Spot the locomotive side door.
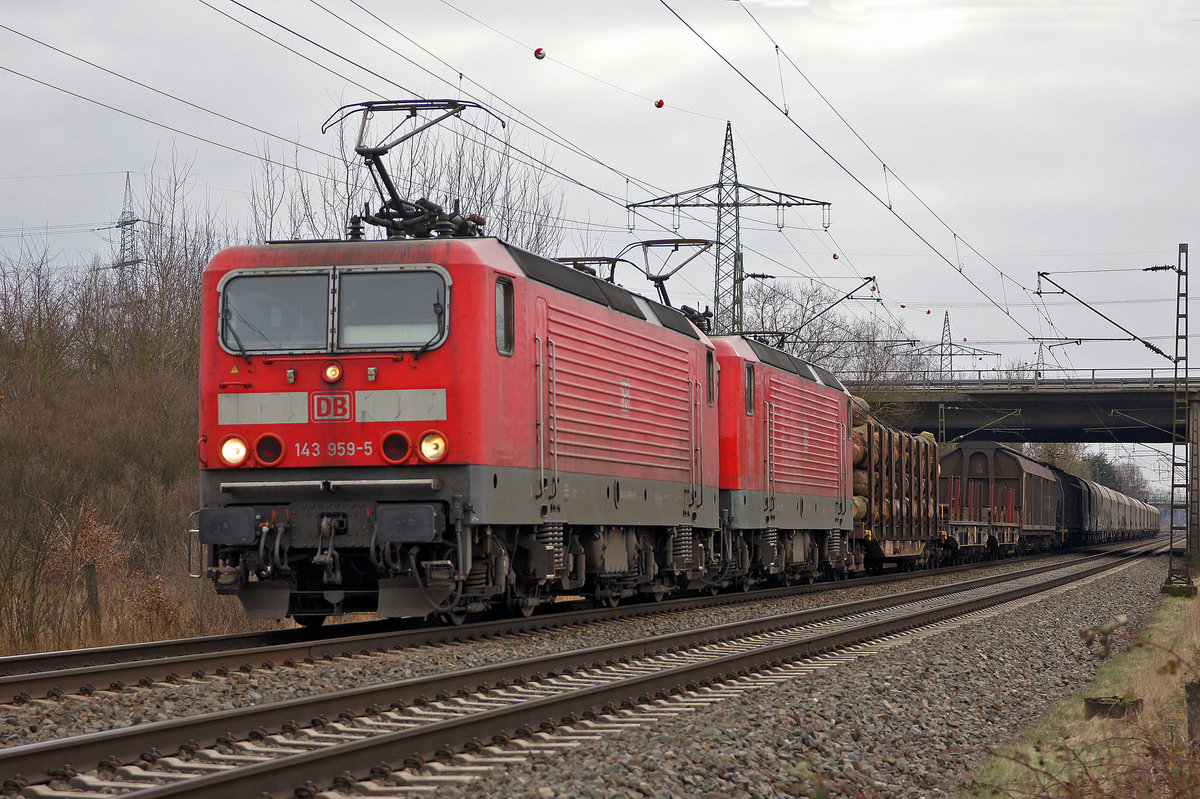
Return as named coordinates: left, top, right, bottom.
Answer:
left=533, top=297, right=557, bottom=498
left=763, top=373, right=776, bottom=514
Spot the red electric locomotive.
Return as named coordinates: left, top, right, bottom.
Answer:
left=195, top=233, right=722, bottom=623
left=712, top=336, right=853, bottom=583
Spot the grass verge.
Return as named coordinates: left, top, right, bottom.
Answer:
left=969, top=589, right=1200, bottom=797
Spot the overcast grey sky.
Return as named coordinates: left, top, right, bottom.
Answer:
left=2, top=0, right=1197, bottom=387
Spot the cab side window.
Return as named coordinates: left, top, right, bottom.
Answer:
left=706, top=351, right=715, bottom=407
left=495, top=278, right=514, bottom=356
left=745, top=364, right=755, bottom=416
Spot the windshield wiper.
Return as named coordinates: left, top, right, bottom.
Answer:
left=411, top=296, right=445, bottom=360
left=222, top=308, right=253, bottom=364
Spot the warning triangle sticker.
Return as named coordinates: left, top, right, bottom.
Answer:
left=230, top=365, right=240, bottom=374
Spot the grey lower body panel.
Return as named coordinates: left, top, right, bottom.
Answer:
left=202, top=464, right=718, bottom=534
left=198, top=464, right=720, bottom=619
left=721, top=488, right=851, bottom=533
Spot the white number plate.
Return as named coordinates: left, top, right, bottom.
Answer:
left=294, top=441, right=375, bottom=458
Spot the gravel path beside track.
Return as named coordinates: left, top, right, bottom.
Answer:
left=0, top=555, right=1094, bottom=749
left=437, top=555, right=1165, bottom=799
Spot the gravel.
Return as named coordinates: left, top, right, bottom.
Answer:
left=436, top=554, right=1165, bottom=799
left=0, top=551, right=1159, bottom=799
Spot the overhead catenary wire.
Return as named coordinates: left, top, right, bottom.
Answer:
left=739, top=0, right=1090, bottom=373
left=703, top=0, right=1086, bottom=371
left=0, top=2, right=714, bottom=304
left=655, top=0, right=1045, bottom=345
left=205, top=1, right=790, bottom=302
left=313, top=0, right=867, bottom=312
left=213, top=0, right=707, bottom=244
left=4, top=12, right=683, bottom=249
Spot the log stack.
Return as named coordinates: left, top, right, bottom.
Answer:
left=850, top=398, right=939, bottom=546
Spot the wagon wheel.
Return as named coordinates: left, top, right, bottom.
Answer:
left=293, top=614, right=326, bottom=629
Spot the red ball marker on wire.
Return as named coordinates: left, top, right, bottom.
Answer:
left=534, top=48, right=546, bottom=60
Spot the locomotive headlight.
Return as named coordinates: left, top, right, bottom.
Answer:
left=418, top=430, right=448, bottom=463
left=322, top=361, right=343, bottom=383
left=220, top=435, right=250, bottom=467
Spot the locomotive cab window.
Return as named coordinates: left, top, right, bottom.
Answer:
left=706, top=351, right=715, bottom=407
left=745, top=364, right=755, bottom=416
left=337, top=270, right=448, bottom=349
left=495, top=278, right=514, bottom=356
left=221, top=272, right=330, bottom=352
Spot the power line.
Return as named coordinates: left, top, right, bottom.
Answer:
left=0, top=63, right=328, bottom=181
left=657, top=1, right=1047, bottom=345
left=430, top=0, right=724, bottom=122
left=0, top=22, right=331, bottom=162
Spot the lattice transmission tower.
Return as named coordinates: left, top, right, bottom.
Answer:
left=113, top=172, right=142, bottom=283
left=627, top=122, right=831, bottom=334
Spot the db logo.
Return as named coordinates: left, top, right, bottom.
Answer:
left=311, top=392, right=352, bottom=422
left=619, top=381, right=632, bottom=413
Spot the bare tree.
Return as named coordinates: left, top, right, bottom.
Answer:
left=741, top=279, right=931, bottom=427
left=1020, top=442, right=1091, bottom=476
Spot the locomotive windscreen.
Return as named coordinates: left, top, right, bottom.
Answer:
left=337, top=271, right=445, bottom=348
left=219, top=267, right=449, bottom=354
left=222, top=272, right=329, bottom=352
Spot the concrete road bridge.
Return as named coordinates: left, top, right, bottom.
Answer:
left=851, top=367, right=1200, bottom=444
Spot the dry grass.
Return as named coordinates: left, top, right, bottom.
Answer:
left=970, top=591, right=1200, bottom=797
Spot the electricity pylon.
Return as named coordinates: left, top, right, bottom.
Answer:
left=627, top=122, right=830, bottom=333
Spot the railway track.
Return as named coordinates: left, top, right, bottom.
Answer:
left=1, top=541, right=1159, bottom=798
left=0, top=544, right=1140, bottom=704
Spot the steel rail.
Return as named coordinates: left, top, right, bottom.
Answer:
left=0, top=543, right=1133, bottom=694
left=0, top=542, right=1158, bottom=787
left=0, top=542, right=1132, bottom=686
left=22, top=543, right=1157, bottom=799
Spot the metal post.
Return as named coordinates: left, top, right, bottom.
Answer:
left=1190, top=399, right=1200, bottom=577
left=1163, top=243, right=1195, bottom=596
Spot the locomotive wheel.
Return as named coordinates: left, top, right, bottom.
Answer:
left=510, top=587, right=541, bottom=618
left=293, top=614, right=326, bottom=629
left=442, top=609, right=468, bottom=626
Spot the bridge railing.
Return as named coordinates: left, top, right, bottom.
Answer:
left=843, top=367, right=1193, bottom=391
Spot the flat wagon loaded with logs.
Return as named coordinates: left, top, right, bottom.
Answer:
left=850, top=398, right=945, bottom=571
